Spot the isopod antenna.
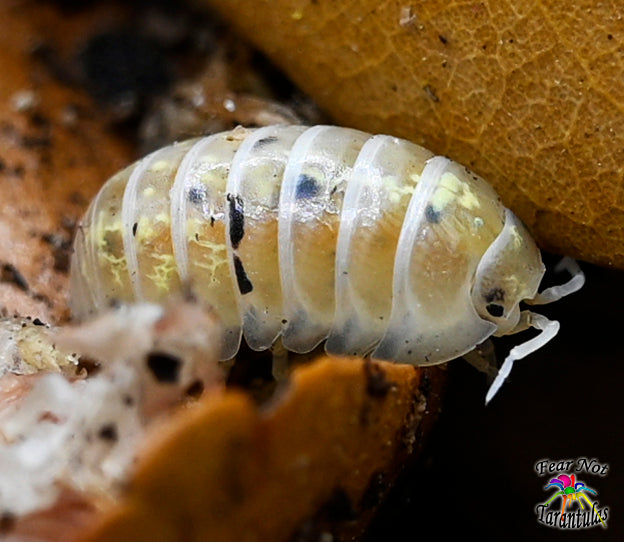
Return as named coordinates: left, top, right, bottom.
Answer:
left=485, top=257, right=585, bottom=404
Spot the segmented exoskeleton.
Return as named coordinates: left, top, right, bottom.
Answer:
left=70, top=125, right=583, bottom=401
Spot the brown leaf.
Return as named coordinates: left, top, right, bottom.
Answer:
left=0, top=1, right=133, bottom=321
left=202, top=0, right=624, bottom=268
left=81, top=357, right=444, bottom=542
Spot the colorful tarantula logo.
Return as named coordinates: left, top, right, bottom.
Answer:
left=543, top=474, right=605, bottom=526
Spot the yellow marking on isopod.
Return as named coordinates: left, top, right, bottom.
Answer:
left=145, top=253, right=178, bottom=292
left=510, top=225, right=524, bottom=248
left=190, top=237, right=229, bottom=282
left=96, top=221, right=128, bottom=285
left=134, top=216, right=155, bottom=243
left=430, top=172, right=481, bottom=212
left=98, top=251, right=129, bottom=286
left=245, top=164, right=282, bottom=202
left=155, top=212, right=171, bottom=224
left=150, top=160, right=169, bottom=172
left=142, top=186, right=156, bottom=197
left=384, top=175, right=418, bottom=205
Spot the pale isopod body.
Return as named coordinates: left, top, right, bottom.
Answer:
left=70, top=125, right=583, bottom=401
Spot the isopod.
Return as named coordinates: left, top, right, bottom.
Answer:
left=70, top=125, right=584, bottom=402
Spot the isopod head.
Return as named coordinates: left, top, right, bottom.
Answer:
left=471, top=208, right=545, bottom=336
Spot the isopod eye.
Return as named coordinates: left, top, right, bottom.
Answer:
left=485, top=303, right=505, bottom=318
left=471, top=209, right=545, bottom=334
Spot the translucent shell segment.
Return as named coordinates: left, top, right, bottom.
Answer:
left=70, top=161, right=140, bottom=317
left=122, top=140, right=196, bottom=302
left=278, top=125, right=371, bottom=353
left=225, top=124, right=307, bottom=351
left=326, top=135, right=434, bottom=357
left=170, top=130, right=250, bottom=359
left=374, top=157, right=506, bottom=365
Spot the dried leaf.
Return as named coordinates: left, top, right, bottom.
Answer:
left=82, top=357, right=443, bottom=542
left=203, top=0, right=624, bottom=268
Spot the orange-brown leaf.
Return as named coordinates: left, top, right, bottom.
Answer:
left=202, top=0, right=624, bottom=268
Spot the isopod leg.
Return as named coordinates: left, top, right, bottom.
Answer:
left=462, top=340, right=497, bottom=381
left=485, top=311, right=560, bottom=404
left=270, top=337, right=290, bottom=380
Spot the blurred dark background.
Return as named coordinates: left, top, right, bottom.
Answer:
left=366, top=259, right=623, bottom=541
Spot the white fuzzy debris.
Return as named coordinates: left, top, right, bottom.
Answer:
left=0, top=300, right=223, bottom=519
left=0, top=318, right=78, bottom=377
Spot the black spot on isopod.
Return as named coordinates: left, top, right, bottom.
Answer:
left=132, top=222, right=138, bottom=236
left=425, top=204, right=441, bottom=223
left=227, top=193, right=245, bottom=249
left=32, top=318, right=45, bottom=326
left=98, top=423, right=118, bottom=442
left=295, top=174, right=320, bottom=199
left=146, top=351, right=182, bottom=383
left=486, top=303, right=504, bottom=318
left=484, top=287, right=505, bottom=303
left=253, top=135, right=278, bottom=148
left=188, top=185, right=206, bottom=204
left=233, top=255, right=253, bottom=294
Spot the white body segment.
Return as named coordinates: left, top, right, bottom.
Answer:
left=70, top=125, right=584, bottom=401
